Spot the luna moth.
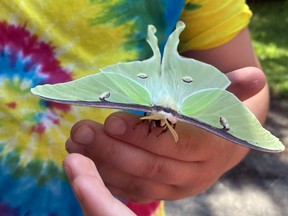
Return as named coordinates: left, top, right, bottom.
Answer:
left=31, top=21, right=284, bottom=153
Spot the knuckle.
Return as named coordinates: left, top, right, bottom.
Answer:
left=101, top=141, right=117, bottom=160
left=127, top=194, right=146, bottom=203
left=176, top=174, right=218, bottom=198
left=176, top=132, right=200, bottom=154
left=122, top=178, right=159, bottom=202
left=107, top=185, right=143, bottom=203
left=65, top=138, right=85, bottom=154
left=125, top=178, right=143, bottom=195
left=122, top=180, right=149, bottom=202
left=142, top=156, right=164, bottom=179
left=131, top=121, right=151, bottom=145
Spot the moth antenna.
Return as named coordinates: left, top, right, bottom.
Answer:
left=147, top=120, right=153, bottom=137
left=156, top=125, right=168, bottom=137
left=133, top=118, right=146, bottom=130
left=164, top=118, right=179, bottom=142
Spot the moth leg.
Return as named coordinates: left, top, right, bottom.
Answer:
left=153, top=119, right=170, bottom=137
left=164, top=119, right=179, bottom=142
left=158, top=119, right=177, bottom=140
left=134, top=119, right=160, bottom=138
left=156, top=125, right=168, bottom=137
left=133, top=117, right=156, bottom=139
left=146, top=120, right=154, bottom=137
left=154, top=119, right=162, bottom=127
left=155, top=119, right=178, bottom=142
left=139, top=114, right=163, bottom=135
left=168, top=119, right=176, bottom=130
left=133, top=112, right=148, bottom=130
left=139, top=114, right=179, bottom=142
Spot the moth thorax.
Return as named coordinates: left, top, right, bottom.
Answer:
left=157, top=111, right=178, bottom=125
left=140, top=111, right=179, bottom=142
left=158, top=97, right=178, bottom=111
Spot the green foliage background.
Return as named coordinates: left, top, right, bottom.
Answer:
left=248, top=0, right=288, bottom=98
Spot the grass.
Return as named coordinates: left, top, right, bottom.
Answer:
left=248, top=0, right=288, bottom=98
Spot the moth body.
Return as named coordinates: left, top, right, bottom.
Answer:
left=140, top=111, right=178, bottom=141
left=152, top=110, right=178, bottom=125
left=157, top=96, right=179, bottom=112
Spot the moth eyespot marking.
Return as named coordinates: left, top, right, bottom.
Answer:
left=182, top=76, right=193, bottom=83
left=137, top=73, right=148, bottom=79
left=220, top=117, right=230, bottom=131
left=99, top=92, right=110, bottom=101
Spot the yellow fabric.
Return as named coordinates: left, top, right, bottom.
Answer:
left=153, top=201, right=165, bottom=216
left=179, top=0, right=252, bottom=51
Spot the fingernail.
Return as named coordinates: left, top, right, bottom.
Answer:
left=72, top=125, right=94, bottom=145
left=105, top=116, right=127, bottom=136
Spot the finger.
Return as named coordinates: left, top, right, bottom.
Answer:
left=69, top=123, right=227, bottom=187
left=67, top=120, right=214, bottom=183
left=102, top=169, right=174, bottom=202
left=226, top=67, right=266, bottom=101
left=103, top=112, right=229, bottom=161
left=95, top=143, right=204, bottom=186
left=68, top=123, right=203, bottom=185
left=66, top=120, right=241, bottom=201
left=65, top=120, right=102, bottom=154
left=63, top=154, right=135, bottom=216
left=98, top=164, right=220, bottom=202
left=63, top=153, right=102, bottom=183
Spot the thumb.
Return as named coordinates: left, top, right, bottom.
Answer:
left=63, top=153, right=136, bottom=216
left=226, top=67, right=266, bottom=101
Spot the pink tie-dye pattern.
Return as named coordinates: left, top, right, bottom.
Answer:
left=127, top=201, right=161, bottom=216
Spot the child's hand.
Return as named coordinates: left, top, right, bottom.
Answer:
left=65, top=67, right=265, bottom=202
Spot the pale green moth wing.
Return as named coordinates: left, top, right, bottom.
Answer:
left=179, top=89, right=284, bottom=152
left=101, top=22, right=230, bottom=108
left=159, top=22, right=231, bottom=108
left=31, top=72, right=153, bottom=111
left=31, top=24, right=160, bottom=110
left=31, top=21, right=285, bottom=152
left=159, top=21, right=284, bottom=152
left=98, top=25, right=164, bottom=106
left=100, top=24, right=161, bottom=80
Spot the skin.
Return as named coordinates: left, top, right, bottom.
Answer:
left=63, top=153, right=136, bottom=216
left=63, top=27, right=269, bottom=214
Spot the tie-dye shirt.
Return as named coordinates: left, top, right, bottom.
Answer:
left=0, top=1, right=251, bottom=215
